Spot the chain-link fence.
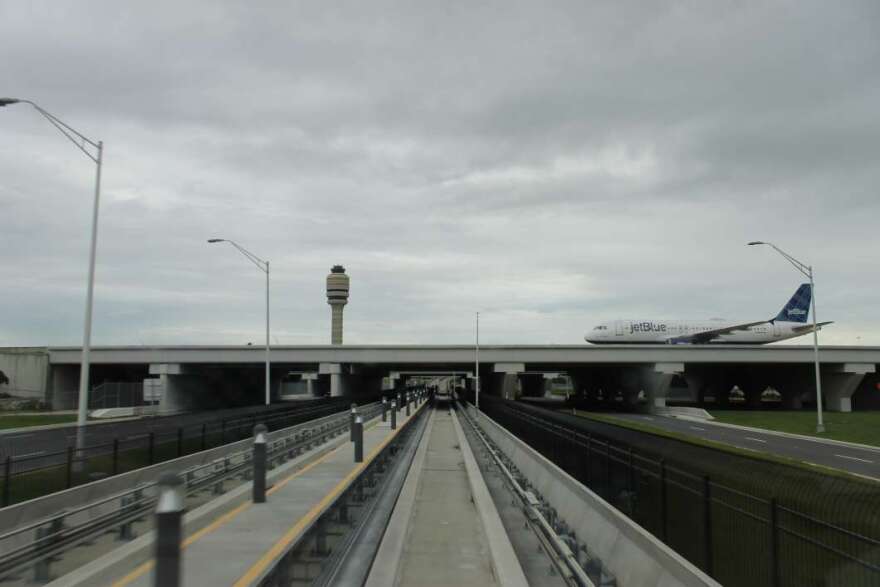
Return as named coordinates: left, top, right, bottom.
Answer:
left=51, top=382, right=148, bottom=411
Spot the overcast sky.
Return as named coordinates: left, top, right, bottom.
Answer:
left=2, top=1, right=879, bottom=347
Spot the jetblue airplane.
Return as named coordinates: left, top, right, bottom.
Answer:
left=585, top=284, right=832, bottom=345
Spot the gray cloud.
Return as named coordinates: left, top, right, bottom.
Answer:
left=2, top=1, right=879, bottom=347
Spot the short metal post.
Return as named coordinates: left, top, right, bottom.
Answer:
left=628, top=448, right=635, bottom=494
left=353, top=416, right=363, bottom=463
left=253, top=424, right=268, bottom=503
left=118, top=494, right=135, bottom=540
left=703, top=475, right=713, bottom=576
left=406, top=394, right=411, bottom=416
left=2, top=456, right=10, bottom=506
left=177, top=427, right=184, bottom=457
left=154, top=472, right=184, bottom=587
left=605, top=442, right=612, bottom=494
left=660, top=459, right=668, bottom=541
left=66, top=446, right=74, bottom=489
left=770, top=498, right=780, bottom=587
left=34, top=526, right=52, bottom=582
left=381, top=398, right=388, bottom=422
left=148, top=432, right=155, bottom=465
left=391, top=401, right=397, bottom=430
left=585, top=434, right=592, bottom=485
left=350, top=404, right=358, bottom=441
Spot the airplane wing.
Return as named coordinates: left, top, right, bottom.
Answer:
left=791, top=321, right=834, bottom=334
left=666, top=320, right=769, bottom=344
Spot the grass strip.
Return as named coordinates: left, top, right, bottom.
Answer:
left=709, top=410, right=880, bottom=447
left=571, top=410, right=879, bottom=485
left=0, top=414, right=77, bottom=430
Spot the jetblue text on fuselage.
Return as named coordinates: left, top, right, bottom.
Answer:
left=629, top=322, right=667, bottom=334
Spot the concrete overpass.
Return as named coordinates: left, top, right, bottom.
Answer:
left=6, top=344, right=880, bottom=413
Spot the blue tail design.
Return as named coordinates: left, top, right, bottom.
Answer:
left=773, top=284, right=811, bottom=323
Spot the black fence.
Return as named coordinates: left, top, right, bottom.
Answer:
left=1, top=395, right=382, bottom=507
left=478, top=397, right=880, bottom=587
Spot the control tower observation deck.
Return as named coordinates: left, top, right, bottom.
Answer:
left=326, top=265, right=350, bottom=345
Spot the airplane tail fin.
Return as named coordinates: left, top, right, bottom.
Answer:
left=773, top=283, right=811, bottom=323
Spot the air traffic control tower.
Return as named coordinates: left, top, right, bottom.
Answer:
left=326, top=265, right=350, bottom=344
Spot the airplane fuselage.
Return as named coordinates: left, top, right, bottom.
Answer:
left=586, top=319, right=812, bottom=345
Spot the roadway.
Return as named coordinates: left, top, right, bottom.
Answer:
left=609, top=412, right=880, bottom=481
left=0, top=399, right=345, bottom=475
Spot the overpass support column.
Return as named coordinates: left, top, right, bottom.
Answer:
left=320, top=363, right=345, bottom=397
left=50, top=365, right=79, bottom=409
left=493, top=363, right=524, bottom=400
left=643, top=363, right=684, bottom=413
left=149, top=364, right=202, bottom=414
left=824, top=364, right=875, bottom=412
left=302, top=373, right=319, bottom=397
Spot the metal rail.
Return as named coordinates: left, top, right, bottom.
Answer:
left=457, top=400, right=610, bottom=587
left=0, top=402, right=382, bottom=583
left=258, top=394, right=428, bottom=586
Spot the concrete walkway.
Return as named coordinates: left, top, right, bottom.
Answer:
left=103, top=401, right=425, bottom=587
left=369, top=404, right=527, bottom=587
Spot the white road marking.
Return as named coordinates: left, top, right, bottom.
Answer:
left=834, top=454, right=873, bottom=464
left=744, top=437, right=767, bottom=443
left=690, top=426, right=707, bottom=431
left=640, top=416, right=655, bottom=421
left=16, top=451, right=45, bottom=458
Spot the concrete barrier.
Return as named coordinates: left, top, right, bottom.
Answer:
left=471, top=405, right=720, bottom=587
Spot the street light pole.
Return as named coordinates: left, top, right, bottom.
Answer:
left=208, top=239, right=271, bottom=406
left=1, top=98, right=103, bottom=445
left=748, top=241, right=825, bottom=433
left=475, top=311, right=480, bottom=417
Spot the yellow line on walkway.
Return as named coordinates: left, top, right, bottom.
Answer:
left=110, top=425, right=372, bottom=587
left=232, top=412, right=416, bottom=586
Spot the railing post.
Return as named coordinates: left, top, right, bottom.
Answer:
left=605, top=442, right=613, bottom=494
left=703, top=475, right=713, bottom=576
left=586, top=434, right=592, bottom=485
left=148, top=432, right=155, bottom=465
left=177, top=427, right=184, bottom=457
left=770, top=498, right=781, bottom=587
left=66, top=446, right=74, bottom=489
left=3, top=456, right=11, bottom=507
left=33, top=525, right=52, bottom=582
left=628, top=448, right=635, bottom=494
left=154, top=472, right=184, bottom=587
left=660, top=459, right=668, bottom=542
left=112, top=438, right=119, bottom=476
left=253, top=424, right=268, bottom=504
left=353, top=416, right=363, bottom=463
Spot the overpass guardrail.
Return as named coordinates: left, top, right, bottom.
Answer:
left=475, top=396, right=880, bottom=587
